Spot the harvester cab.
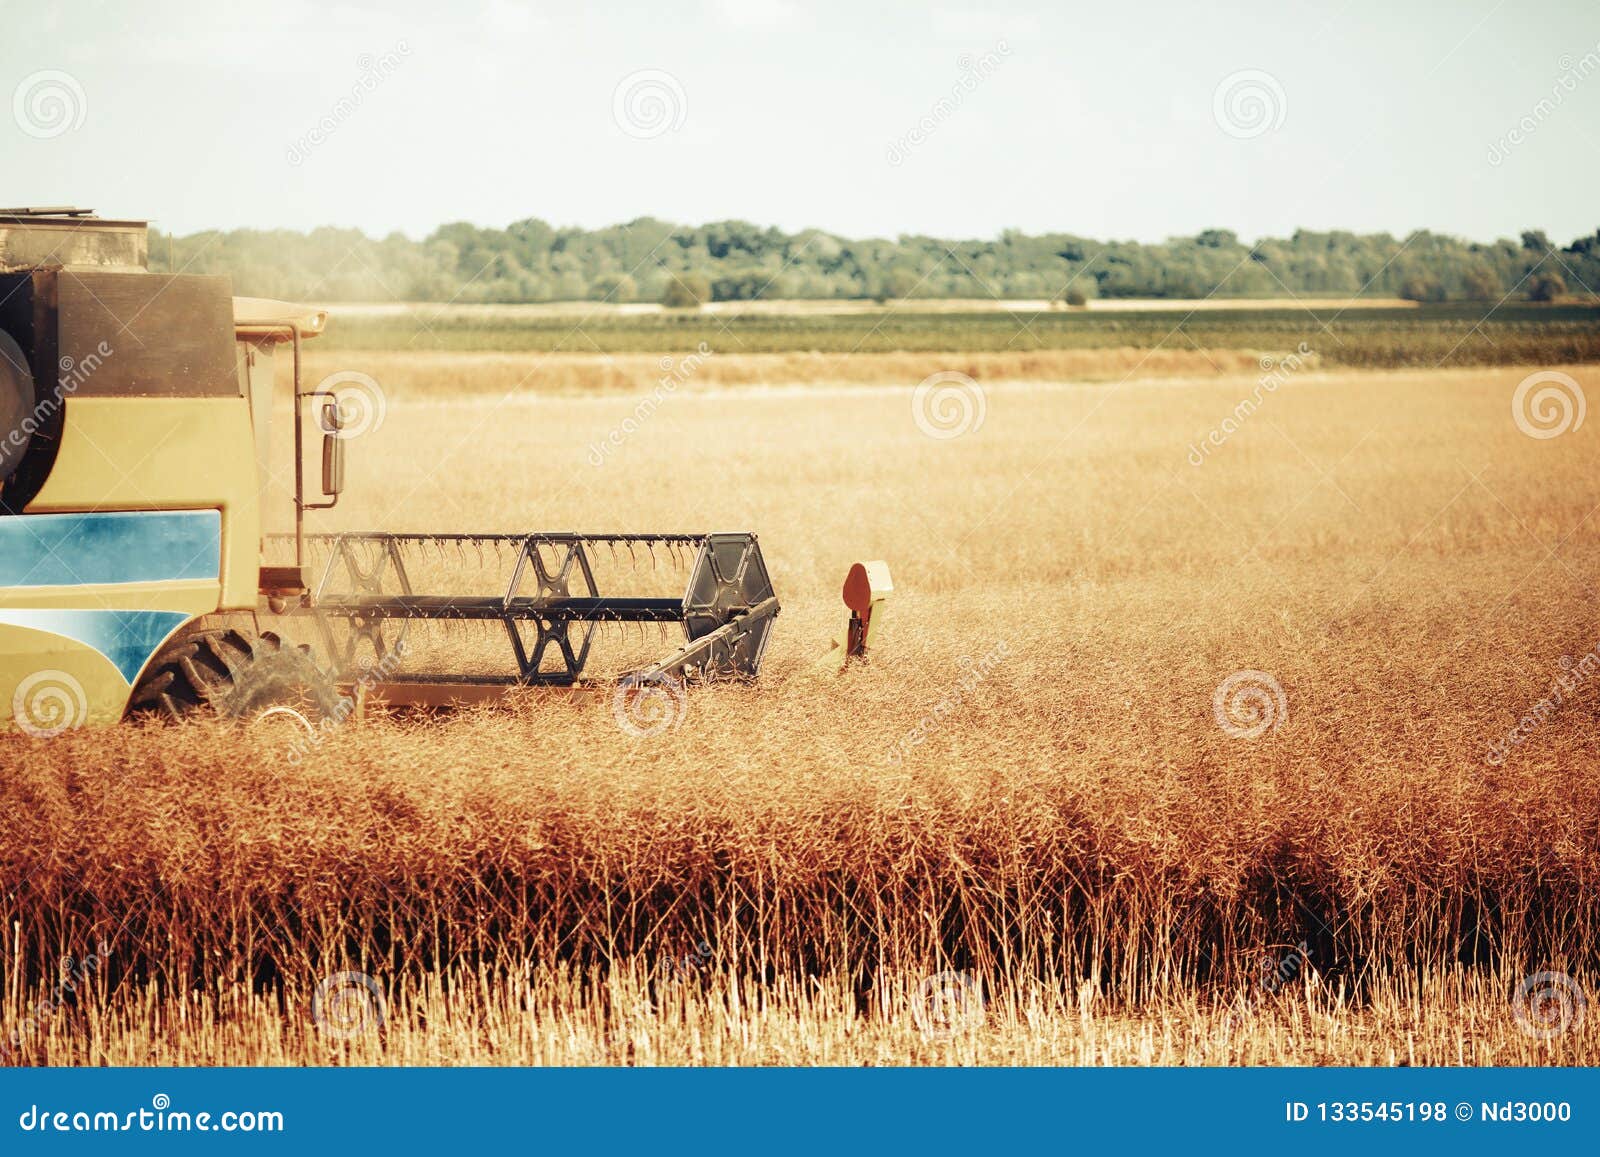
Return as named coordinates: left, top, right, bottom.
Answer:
left=0, top=209, right=783, bottom=734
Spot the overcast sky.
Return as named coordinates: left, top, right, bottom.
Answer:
left=3, top=0, right=1597, bottom=243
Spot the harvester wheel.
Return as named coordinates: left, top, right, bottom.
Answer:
left=127, top=628, right=341, bottom=724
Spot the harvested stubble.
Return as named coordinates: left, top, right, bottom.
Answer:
left=301, top=347, right=1270, bottom=399
left=1, top=362, right=1597, bottom=1065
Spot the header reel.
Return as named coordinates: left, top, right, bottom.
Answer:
left=263, top=530, right=778, bottom=707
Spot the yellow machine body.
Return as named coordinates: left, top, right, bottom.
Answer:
left=0, top=211, right=322, bottom=734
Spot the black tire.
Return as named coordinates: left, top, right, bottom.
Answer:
left=127, top=628, right=341, bottom=723
left=0, top=329, right=36, bottom=486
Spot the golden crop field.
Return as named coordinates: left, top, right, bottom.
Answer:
left=3, top=355, right=1597, bottom=1066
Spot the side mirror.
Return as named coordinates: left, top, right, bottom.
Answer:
left=320, top=401, right=346, bottom=497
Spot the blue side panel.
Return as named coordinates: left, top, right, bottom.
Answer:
left=0, top=609, right=189, bottom=683
left=0, top=510, right=221, bottom=588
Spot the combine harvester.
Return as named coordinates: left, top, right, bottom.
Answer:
left=0, top=209, right=889, bottom=733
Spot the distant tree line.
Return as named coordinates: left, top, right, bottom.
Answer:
left=149, top=219, right=1599, bottom=306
